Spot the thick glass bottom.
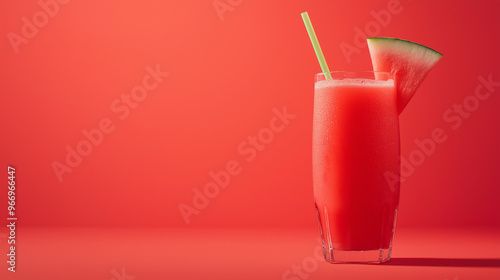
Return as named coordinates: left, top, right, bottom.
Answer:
left=314, top=203, right=398, bottom=264
left=323, top=247, right=391, bottom=263
left=322, top=247, right=392, bottom=264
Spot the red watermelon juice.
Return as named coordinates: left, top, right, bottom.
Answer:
left=312, top=71, right=400, bottom=263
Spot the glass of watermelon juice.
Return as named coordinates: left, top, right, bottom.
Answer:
left=313, top=71, right=400, bottom=263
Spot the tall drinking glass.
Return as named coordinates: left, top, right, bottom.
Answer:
left=312, top=71, right=400, bottom=263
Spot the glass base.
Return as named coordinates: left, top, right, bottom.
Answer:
left=322, top=247, right=392, bottom=264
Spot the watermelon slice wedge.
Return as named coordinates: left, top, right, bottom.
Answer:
left=367, top=37, right=443, bottom=114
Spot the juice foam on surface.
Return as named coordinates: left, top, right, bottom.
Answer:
left=315, top=78, right=395, bottom=89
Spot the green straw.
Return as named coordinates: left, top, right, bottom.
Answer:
left=301, top=12, right=332, bottom=79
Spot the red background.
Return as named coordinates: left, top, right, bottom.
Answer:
left=0, top=0, right=499, bottom=279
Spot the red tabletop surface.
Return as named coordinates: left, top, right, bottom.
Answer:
left=1, top=227, right=499, bottom=280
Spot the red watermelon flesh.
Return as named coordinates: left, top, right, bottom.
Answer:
left=367, top=37, right=443, bottom=114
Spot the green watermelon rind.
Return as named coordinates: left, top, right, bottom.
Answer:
left=367, top=37, right=443, bottom=56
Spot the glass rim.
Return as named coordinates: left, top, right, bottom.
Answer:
left=315, top=71, right=394, bottom=81
left=315, top=70, right=392, bottom=76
